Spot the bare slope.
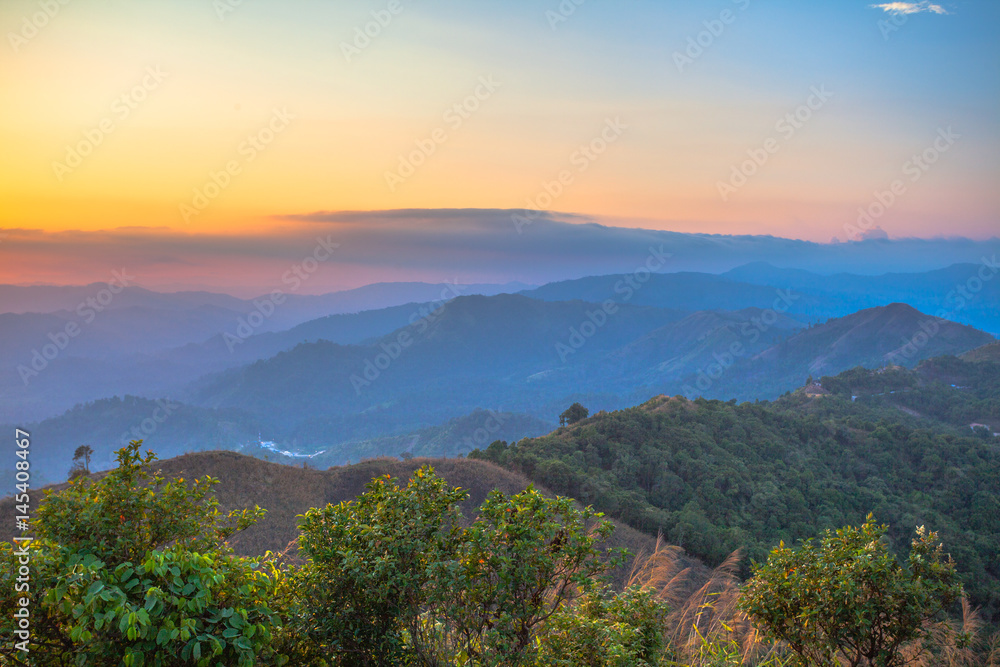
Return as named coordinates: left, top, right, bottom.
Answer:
left=2, top=451, right=657, bottom=573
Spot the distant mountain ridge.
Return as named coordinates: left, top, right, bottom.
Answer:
left=596, top=307, right=805, bottom=389
left=0, top=280, right=533, bottom=319
left=187, top=294, right=688, bottom=433
left=682, top=303, right=995, bottom=400
left=0, top=283, right=531, bottom=422
left=4, top=266, right=996, bottom=484
left=189, top=297, right=992, bottom=448
left=520, top=272, right=813, bottom=313
left=722, top=261, right=1000, bottom=334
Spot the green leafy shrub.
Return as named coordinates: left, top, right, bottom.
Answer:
left=0, top=441, right=283, bottom=666
left=447, top=487, right=623, bottom=665
left=537, top=585, right=670, bottom=666
left=287, top=467, right=623, bottom=666
left=288, top=466, right=467, bottom=665
left=740, top=514, right=965, bottom=666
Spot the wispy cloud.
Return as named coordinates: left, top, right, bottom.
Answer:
left=870, top=2, right=949, bottom=15
left=857, top=226, right=890, bottom=241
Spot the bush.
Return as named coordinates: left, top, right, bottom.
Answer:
left=286, top=467, right=623, bottom=666
left=537, top=585, right=670, bottom=666
left=448, top=486, right=622, bottom=665
left=288, top=467, right=467, bottom=665
left=0, top=441, right=284, bottom=666
left=740, top=514, right=965, bottom=667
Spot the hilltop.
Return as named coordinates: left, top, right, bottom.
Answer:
left=962, top=341, right=1000, bottom=363
left=1, top=451, right=660, bottom=582
left=9, top=298, right=993, bottom=495
left=688, top=303, right=994, bottom=400
left=472, top=354, right=1000, bottom=623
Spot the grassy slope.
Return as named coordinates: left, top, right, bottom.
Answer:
left=961, top=341, right=1000, bottom=363
left=1, top=451, right=661, bottom=585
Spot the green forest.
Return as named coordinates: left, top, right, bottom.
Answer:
left=471, top=355, right=1000, bottom=627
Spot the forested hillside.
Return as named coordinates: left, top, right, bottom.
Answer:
left=472, top=353, right=1000, bottom=624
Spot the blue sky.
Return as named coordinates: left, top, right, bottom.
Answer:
left=0, top=0, right=996, bottom=289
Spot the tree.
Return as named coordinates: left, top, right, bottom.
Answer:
left=73, top=444, right=94, bottom=473
left=290, top=467, right=468, bottom=665
left=69, top=444, right=95, bottom=479
left=560, top=402, right=589, bottom=426
left=287, top=468, right=623, bottom=666
left=446, top=486, right=622, bottom=665
left=739, top=515, right=965, bottom=667
left=0, top=441, right=284, bottom=666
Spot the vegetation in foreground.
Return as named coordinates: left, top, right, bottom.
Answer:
left=2, top=443, right=997, bottom=665
left=471, top=356, right=1000, bottom=625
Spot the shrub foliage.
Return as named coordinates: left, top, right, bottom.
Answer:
left=1, top=442, right=986, bottom=666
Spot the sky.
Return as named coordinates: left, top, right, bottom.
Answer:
left=1, top=0, right=998, bottom=292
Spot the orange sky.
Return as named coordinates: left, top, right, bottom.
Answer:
left=1, top=1, right=997, bottom=288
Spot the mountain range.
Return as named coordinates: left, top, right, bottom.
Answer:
left=6, top=345, right=997, bottom=620
left=2, top=262, right=996, bottom=494
left=470, top=347, right=1000, bottom=623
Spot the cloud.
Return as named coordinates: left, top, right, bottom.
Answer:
left=856, top=226, right=890, bottom=241
left=1, top=210, right=994, bottom=296
left=279, top=208, right=594, bottom=230
left=870, top=2, right=949, bottom=15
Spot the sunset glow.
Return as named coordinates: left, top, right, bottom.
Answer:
left=1, top=0, right=997, bottom=290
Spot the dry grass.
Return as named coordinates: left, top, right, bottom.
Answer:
left=1, top=450, right=655, bottom=579
left=627, top=537, right=781, bottom=665
left=987, top=632, right=1000, bottom=667
left=626, top=538, right=995, bottom=666
left=899, top=596, right=991, bottom=667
